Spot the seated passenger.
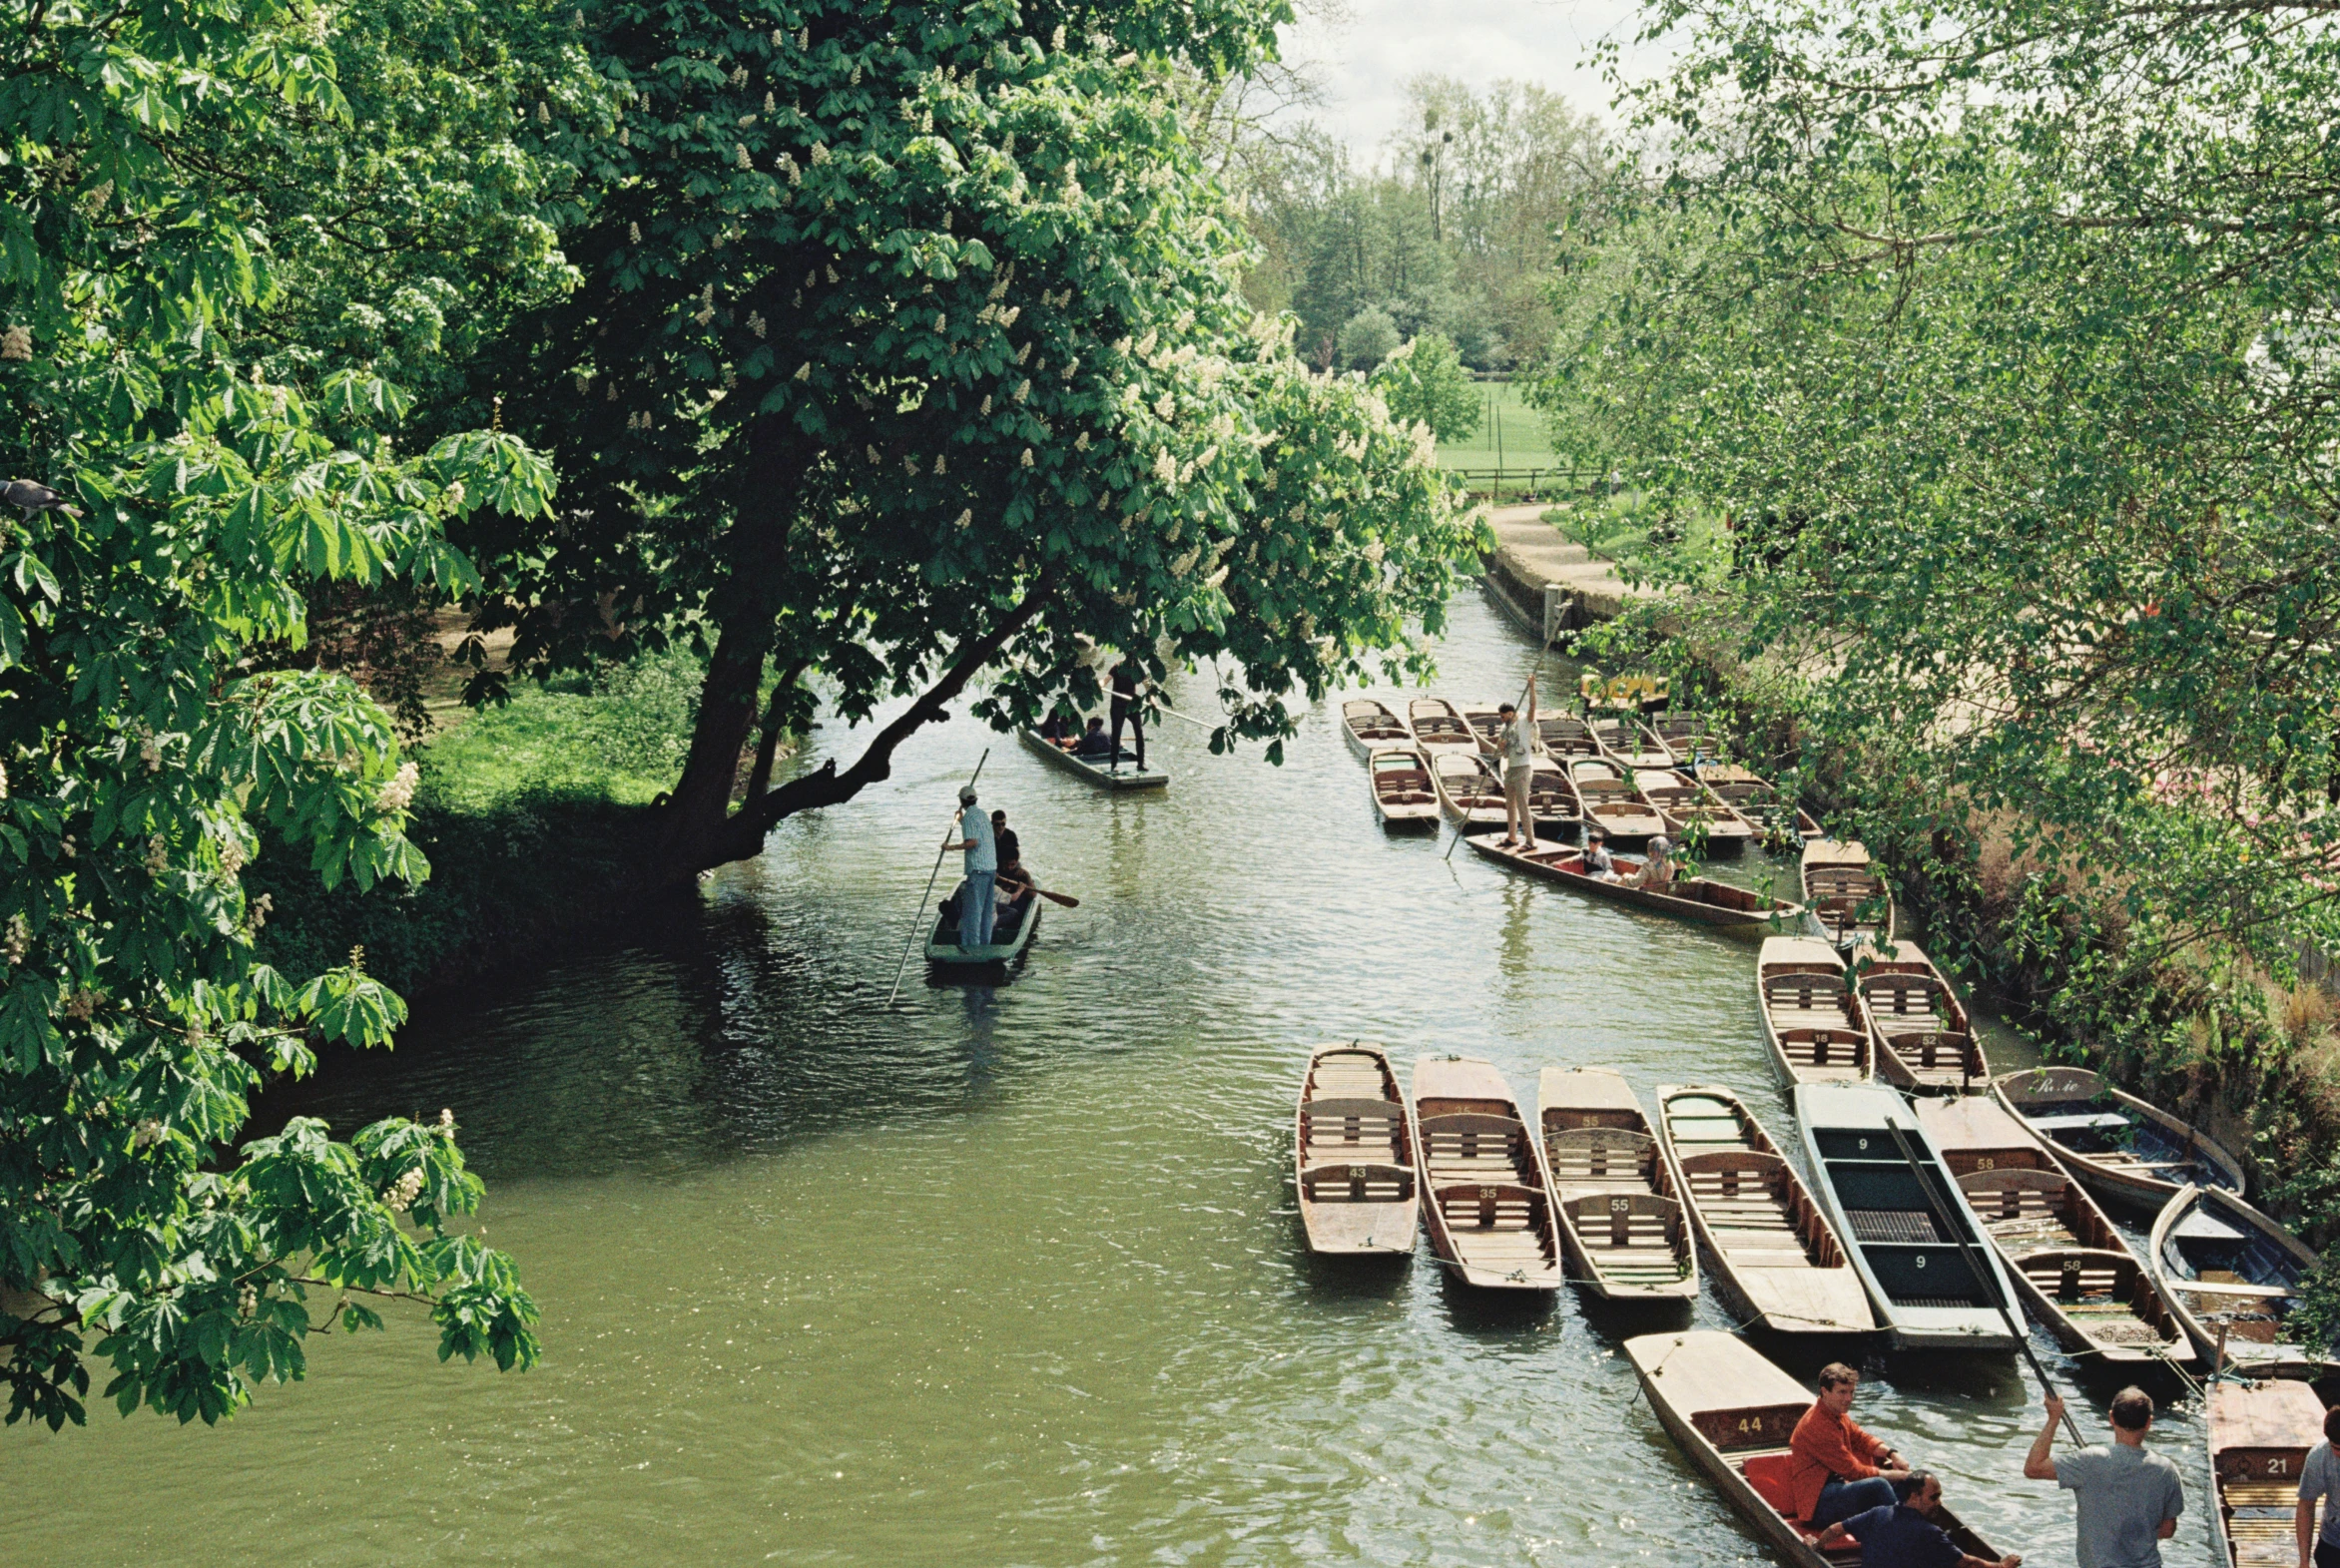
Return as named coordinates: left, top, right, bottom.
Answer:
left=1806, top=1470, right=2021, bottom=1568
left=1790, top=1362, right=1911, bottom=1530
left=1073, top=717, right=1114, bottom=758
left=1632, top=835, right=1678, bottom=892
left=1581, top=828, right=1617, bottom=879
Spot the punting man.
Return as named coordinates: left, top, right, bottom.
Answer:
left=1108, top=661, right=1146, bottom=772
left=2297, top=1397, right=2340, bottom=1568
left=1494, top=674, right=1540, bottom=852
left=2024, top=1390, right=2182, bottom=1568
left=1787, top=1361, right=1914, bottom=1530
left=945, top=785, right=997, bottom=948
left=1806, top=1470, right=2023, bottom=1568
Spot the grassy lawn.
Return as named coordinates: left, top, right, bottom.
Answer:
left=1436, top=381, right=1562, bottom=472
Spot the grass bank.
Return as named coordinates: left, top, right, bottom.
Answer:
left=251, top=651, right=707, bottom=999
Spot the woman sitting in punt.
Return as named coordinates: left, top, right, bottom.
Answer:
left=1629, top=836, right=1677, bottom=892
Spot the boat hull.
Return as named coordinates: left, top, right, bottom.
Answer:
left=924, top=881, right=1042, bottom=967
left=1994, top=1066, right=2246, bottom=1210
left=2150, top=1184, right=2337, bottom=1380
left=1296, top=1044, right=1420, bottom=1257
left=1469, top=839, right=1805, bottom=930
left=1019, top=728, right=1168, bottom=789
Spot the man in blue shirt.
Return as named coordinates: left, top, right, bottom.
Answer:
left=1807, top=1471, right=2023, bottom=1568
left=946, top=785, right=996, bottom=947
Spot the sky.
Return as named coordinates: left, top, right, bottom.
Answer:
left=1277, top=0, right=1674, bottom=157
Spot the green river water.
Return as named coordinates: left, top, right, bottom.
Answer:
left=7, top=589, right=2211, bottom=1566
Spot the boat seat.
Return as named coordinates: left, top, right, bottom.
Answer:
left=1418, top=1114, right=1531, bottom=1177
left=1565, top=1192, right=1685, bottom=1254
left=1300, top=1163, right=1416, bottom=1204
left=2018, top=1249, right=2137, bottom=1303
left=2024, top=1112, right=2129, bottom=1133
left=1678, top=1149, right=1789, bottom=1208
left=1544, top=1127, right=1658, bottom=1186
left=1777, top=1028, right=1866, bottom=1070
left=1436, top=1182, right=1546, bottom=1232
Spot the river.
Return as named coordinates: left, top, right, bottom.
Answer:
left=7, top=587, right=2205, bottom=1566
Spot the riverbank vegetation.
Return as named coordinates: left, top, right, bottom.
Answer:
left=1, top=0, right=1478, bottom=1427
left=1536, top=0, right=2340, bottom=1326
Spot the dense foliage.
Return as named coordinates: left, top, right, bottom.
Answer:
left=1371, top=333, right=1478, bottom=443
left=0, top=0, right=577, bottom=1424
left=460, top=0, right=1479, bottom=876
left=1540, top=0, right=2340, bottom=972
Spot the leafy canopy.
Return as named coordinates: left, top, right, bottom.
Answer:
left=0, top=0, right=574, bottom=1426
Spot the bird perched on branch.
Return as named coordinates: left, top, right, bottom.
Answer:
left=4, top=479, right=82, bottom=519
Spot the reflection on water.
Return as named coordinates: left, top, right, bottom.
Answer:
left=8, top=586, right=2187, bottom=1568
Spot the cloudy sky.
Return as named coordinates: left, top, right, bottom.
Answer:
left=1278, top=0, right=1676, bottom=157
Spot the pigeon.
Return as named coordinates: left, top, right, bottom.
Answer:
left=4, top=479, right=82, bottom=519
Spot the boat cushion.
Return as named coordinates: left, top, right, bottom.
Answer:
left=1742, top=1454, right=1804, bottom=1522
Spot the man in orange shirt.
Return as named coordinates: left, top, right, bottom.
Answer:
left=1791, top=1362, right=1914, bottom=1530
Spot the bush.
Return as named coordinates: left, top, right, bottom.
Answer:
left=1373, top=332, right=1481, bottom=443
left=1337, top=305, right=1401, bottom=370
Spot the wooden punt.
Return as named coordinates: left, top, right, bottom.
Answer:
left=1917, top=1097, right=2195, bottom=1368
left=1801, top=839, right=1894, bottom=946
left=1851, top=941, right=1989, bottom=1095
left=1366, top=747, right=1441, bottom=830
left=1432, top=750, right=1508, bottom=834
left=1407, top=1056, right=1566, bottom=1291
left=2151, top=1184, right=2339, bottom=1380
left=1637, top=768, right=1757, bottom=852
left=1295, top=1043, right=1419, bottom=1256
left=1537, top=715, right=1602, bottom=759
left=1655, top=1084, right=1876, bottom=1333
left=1591, top=715, right=1676, bottom=770
left=1756, top=936, right=1875, bottom=1087
left=1536, top=1067, right=1698, bottom=1301
left=1527, top=760, right=1582, bottom=839
left=1407, top=697, right=1477, bottom=755
left=924, top=879, right=1042, bottom=967
left=1569, top=758, right=1667, bottom=843
left=1341, top=699, right=1413, bottom=761
left=1697, top=765, right=1824, bottom=842
left=1993, top=1065, right=2246, bottom=1211
left=1458, top=701, right=1505, bottom=751
left=2209, top=1378, right=2328, bottom=1568
left=1018, top=727, right=1169, bottom=789
left=1625, top=1329, right=2007, bottom=1567
left=1648, top=712, right=1721, bottom=764
left=1794, top=1081, right=2024, bottom=1349
left=1468, top=838, right=1808, bottom=930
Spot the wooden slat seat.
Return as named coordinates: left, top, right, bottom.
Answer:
left=1564, top=1193, right=1690, bottom=1279
left=1300, top=1162, right=1416, bottom=1204
left=1544, top=1126, right=1658, bottom=1189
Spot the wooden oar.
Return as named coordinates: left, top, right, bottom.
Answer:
left=884, top=748, right=989, bottom=1007
left=1003, top=882, right=1080, bottom=909
left=1878, top=1111, right=2085, bottom=1448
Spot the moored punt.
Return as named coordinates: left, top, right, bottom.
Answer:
left=1993, top=1065, right=2246, bottom=1211
left=1458, top=701, right=1505, bottom=751
left=1408, top=1056, right=1566, bottom=1290
left=1852, top=940, right=1989, bottom=1094
left=1018, top=728, right=1170, bottom=789
left=1755, top=937, right=1874, bottom=1087
left=2151, top=1184, right=2339, bottom=1380
left=1468, top=839, right=1808, bottom=930
left=1590, top=715, right=1675, bottom=770
left=1794, top=1081, right=2024, bottom=1349
left=1526, top=760, right=1582, bottom=840
left=1917, top=1097, right=2194, bottom=1368
left=1801, top=838, right=1895, bottom=946
left=1569, top=758, right=1667, bottom=842
left=1366, top=747, right=1441, bottom=830
left=1648, top=711, right=1721, bottom=764
left=1536, top=1067, right=1697, bottom=1301
left=1537, top=714, right=1602, bottom=758
left=1407, top=696, right=1477, bottom=755
left=924, top=880, right=1042, bottom=968
left=1431, top=750, right=1508, bottom=834
left=2209, top=1378, right=2328, bottom=1568
left=1656, top=1084, right=1875, bottom=1334
left=1625, top=1329, right=2007, bottom=1568
left=1636, top=768, right=1757, bottom=852
left=1294, top=1043, right=1419, bottom=1256
left=1341, top=698, right=1413, bottom=761
left=1697, top=764, right=1824, bottom=842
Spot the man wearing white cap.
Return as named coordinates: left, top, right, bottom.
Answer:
left=946, top=785, right=997, bottom=947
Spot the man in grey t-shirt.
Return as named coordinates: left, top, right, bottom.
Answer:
left=2025, top=1389, right=2182, bottom=1568
left=2297, top=1400, right=2340, bottom=1568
